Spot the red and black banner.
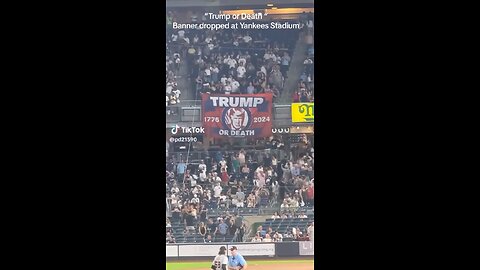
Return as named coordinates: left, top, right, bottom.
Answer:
left=201, top=93, right=273, bottom=138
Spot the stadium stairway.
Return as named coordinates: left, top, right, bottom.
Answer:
left=278, top=31, right=309, bottom=104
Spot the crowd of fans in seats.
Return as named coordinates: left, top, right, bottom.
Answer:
left=166, top=10, right=315, bottom=106
left=166, top=45, right=182, bottom=109
left=251, top=222, right=314, bottom=242
left=292, top=43, right=314, bottom=103
left=292, top=11, right=314, bottom=103
left=166, top=135, right=314, bottom=243
left=166, top=207, right=248, bottom=244
left=167, top=13, right=303, bottom=103
left=165, top=10, right=315, bottom=244
left=183, top=27, right=299, bottom=103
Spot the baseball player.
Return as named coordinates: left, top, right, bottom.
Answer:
left=227, top=246, right=247, bottom=270
left=211, top=246, right=228, bottom=270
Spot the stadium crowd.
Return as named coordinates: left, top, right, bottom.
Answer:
left=166, top=135, right=314, bottom=243
left=165, top=10, right=315, bottom=244
left=185, top=27, right=297, bottom=103
left=167, top=13, right=303, bottom=102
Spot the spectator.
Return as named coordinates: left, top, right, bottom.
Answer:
left=251, top=233, right=262, bottom=242
left=280, top=199, right=290, bottom=210
left=273, top=231, right=283, bottom=242
left=271, top=212, right=280, bottom=220
left=166, top=218, right=172, bottom=229
left=166, top=232, right=176, bottom=244
left=247, top=193, right=256, bottom=207
left=237, top=222, right=246, bottom=242
left=266, top=227, right=274, bottom=238
left=171, top=206, right=181, bottom=220
left=238, top=149, right=246, bottom=165
left=205, top=234, right=213, bottom=243
left=207, top=218, right=217, bottom=235
left=190, top=194, right=200, bottom=205
left=298, top=211, right=308, bottom=219
left=213, top=183, right=223, bottom=198
left=256, top=225, right=266, bottom=238
left=198, top=222, right=207, bottom=238
left=235, top=188, right=245, bottom=208
left=184, top=204, right=196, bottom=234
left=177, top=160, right=187, bottom=181
left=263, top=233, right=273, bottom=242
left=280, top=52, right=291, bottom=78
left=215, top=219, right=228, bottom=238
left=228, top=218, right=236, bottom=236
left=307, top=222, right=314, bottom=242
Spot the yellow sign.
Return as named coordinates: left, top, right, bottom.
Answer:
left=291, top=103, right=315, bottom=123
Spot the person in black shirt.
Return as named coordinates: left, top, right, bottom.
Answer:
left=200, top=204, right=207, bottom=222
left=207, top=218, right=217, bottom=235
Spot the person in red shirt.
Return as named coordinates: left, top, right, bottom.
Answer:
left=306, top=183, right=314, bottom=206
left=220, top=167, right=229, bottom=185
left=292, top=90, right=300, bottom=102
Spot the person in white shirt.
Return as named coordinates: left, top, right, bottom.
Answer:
left=198, top=160, right=207, bottom=172
left=298, top=212, right=308, bottom=218
left=228, top=58, right=237, bottom=69
left=199, top=170, right=207, bottom=183
left=213, top=172, right=221, bottom=183
left=238, top=54, right=246, bottom=66
left=204, top=67, right=211, bottom=82
left=213, top=183, right=223, bottom=198
left=192, top=185, right=202, bottom=195
left=220, top=75, right=228, bottom=86
left=171, top=185, right=180, bottom=194
left=236, top=63, right=246, bottom=79
left=264, top=51, right=272, bottom=60
left=172, top=89, right=181, bottom=103
left=263, top=234, right=272, bottom=242
left=190, top=194, right=200, bottom=204
left=251, top=234, right=262, bottom=242
left=243, top=34, right=252, bottom=43
left=280, top=199, right=289, bottom=210
left=219, top=157, right=227, bottom=168
left=223, top=55, right=230, bottom=65
left=177, top=30, right=185, bottom=39
left=260, top=65, right=267, bottom=76
left=169, top=94, right=177, bottom=105
left=307, top=19, right=313, bottom=29
left=224, top=82, right=232, bottom=94
left=231, top=79, right=240, bottom=93
left=211, top=66, right=219, bottom=82
left=274, top=232, right=283, bottom=242
left=166, top=95, right=169, bottom=107
left=170, top=194, right=178, bottom=207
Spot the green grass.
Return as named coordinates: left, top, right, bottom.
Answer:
left=166, top=259, right=314, bottom=270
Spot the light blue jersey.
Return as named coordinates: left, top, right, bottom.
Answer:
left=227, top=254, right=246, bottom=268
